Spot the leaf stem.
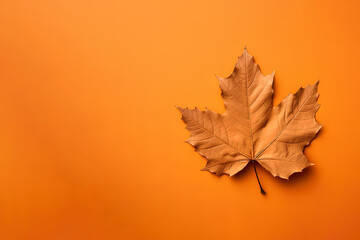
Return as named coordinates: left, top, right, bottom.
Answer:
left=252, top=160, right=266, bottom=194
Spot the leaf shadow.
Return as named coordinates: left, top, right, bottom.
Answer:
left=274, top=162, right=317, bottom=188
left=228, top=160, right=318, bottom=194
left=230, top=162, right=253, bottom=181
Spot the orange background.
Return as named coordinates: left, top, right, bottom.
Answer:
left=0, top=0, right=359, bottom=239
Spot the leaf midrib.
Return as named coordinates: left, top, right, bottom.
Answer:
left=192, top=120, right=251, bottom=159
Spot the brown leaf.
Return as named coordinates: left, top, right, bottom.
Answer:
left=177, top=48, right=321, bottom=191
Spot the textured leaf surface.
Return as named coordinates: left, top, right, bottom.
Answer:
left=177, top=48, right=321, bottom=180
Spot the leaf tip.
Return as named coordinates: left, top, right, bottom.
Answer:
left=240, top=46, right=248, bottom=57
left=311, top=80, right=320, bottom=91
left=215, top=74, right=221, bottom=80
left=175, top=105, right=185, bottom=113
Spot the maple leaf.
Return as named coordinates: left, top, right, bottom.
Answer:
left=177, top=47, right=322, bottom=194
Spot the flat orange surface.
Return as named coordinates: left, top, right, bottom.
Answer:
left=0, top=1, right=359, bottom=239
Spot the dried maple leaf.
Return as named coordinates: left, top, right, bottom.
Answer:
left=177, top=47, right=322, bottom=194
